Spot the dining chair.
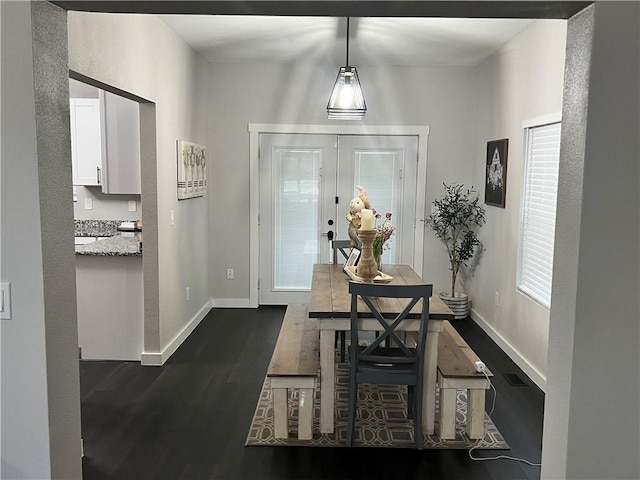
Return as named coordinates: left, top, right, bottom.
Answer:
left=346, top=281, right=432, bottom=449
left=332, top=240, right=352, bottom=362
left=332, top=239, right=351, bottom=264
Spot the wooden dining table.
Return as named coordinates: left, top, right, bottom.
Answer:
left=308, top=263, right=455, bottom=435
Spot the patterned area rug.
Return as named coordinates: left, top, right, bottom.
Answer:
left=246, top=359, right=509, bottom=449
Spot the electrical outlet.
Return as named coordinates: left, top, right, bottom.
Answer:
left=227, top=269, right=234, bottom=280
left=128, top=200, right=137, bottom=212
left=495, top=292, right=499, bottom=308
left=170, top=210, right=175, bottom=226
left=186, top=286, right=190, bottom=302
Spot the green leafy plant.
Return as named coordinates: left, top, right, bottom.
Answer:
left=426, top=183, right=486, bottom=296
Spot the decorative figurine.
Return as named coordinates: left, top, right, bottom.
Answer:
left=346, top=185, right=371, bottom=248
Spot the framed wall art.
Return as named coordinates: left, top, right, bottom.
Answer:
left=485, top=138, right=508, bottom=208
left=177, top=140, right=207, bottom=200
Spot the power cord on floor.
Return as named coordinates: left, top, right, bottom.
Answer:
left=467, top=370, right=542, bottom=467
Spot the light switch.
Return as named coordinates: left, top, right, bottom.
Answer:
left=128, top=201, right=137, bottom=212
left=1, top=283, right=11, bottom=320
left=84, top=198, right=93, bottom=210
left=170, top=210, right=175, bottom=226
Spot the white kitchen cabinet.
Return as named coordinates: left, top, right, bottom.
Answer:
left=69, top=91, right=141, bottom=194
left=102, top=91, right=141, bottom=194
left=76, top=255, right=143, bottom=360
left=70, top=98, right=103, bottom=186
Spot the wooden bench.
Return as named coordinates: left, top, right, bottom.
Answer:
left=267, top=304, right=319, bottom=440
left=437, top=321, right=493, bottom=440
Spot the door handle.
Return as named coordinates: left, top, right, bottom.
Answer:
left=321, top=230, right=335, bottom=241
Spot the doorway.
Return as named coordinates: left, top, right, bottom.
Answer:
left=252, top=125, right=429, bottom=305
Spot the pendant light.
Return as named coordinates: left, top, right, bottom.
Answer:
left=327, top=17, right=367, bottom=120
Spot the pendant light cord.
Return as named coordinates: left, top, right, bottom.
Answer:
left=345, top=17, right=350, bottom=66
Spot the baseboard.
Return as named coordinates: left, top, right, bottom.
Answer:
left=469, top=308, right=547, bottom=391
left=211, top=298, right=255, bottom=308
left=141, top=300, right=213, bottom=366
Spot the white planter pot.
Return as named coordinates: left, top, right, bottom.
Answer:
left=438, top=292, right=469, bottom=319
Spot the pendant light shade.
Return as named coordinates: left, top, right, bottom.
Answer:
left=327, top=18, right=366, bottom=120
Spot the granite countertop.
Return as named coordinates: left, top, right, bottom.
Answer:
left=75, top=233, right=142, bottom=257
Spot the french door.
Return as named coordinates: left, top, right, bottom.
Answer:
left=259, top=133, right=418, bottom=304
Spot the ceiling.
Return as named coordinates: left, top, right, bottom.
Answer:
left=159, top=16, right=542, bottom=66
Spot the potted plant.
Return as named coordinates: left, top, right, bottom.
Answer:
left=426, top=183, right=486, bottom=319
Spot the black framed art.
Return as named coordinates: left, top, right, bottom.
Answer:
left=485, top=138, right=508, bottom=208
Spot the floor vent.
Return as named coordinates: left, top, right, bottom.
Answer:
left=503, top=373, right=528, bottom=386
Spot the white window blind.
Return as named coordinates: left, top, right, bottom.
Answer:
left=273, top=148, right=320, bottom=290
left=518, top=122, right=561, bottom=308
left=353, top=150, right=401, bottom=264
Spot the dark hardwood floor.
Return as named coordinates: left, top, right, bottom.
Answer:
left=80, top=307, right=544, bottom=480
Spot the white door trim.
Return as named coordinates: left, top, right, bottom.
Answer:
left=248, top=123, right=430, bottom=307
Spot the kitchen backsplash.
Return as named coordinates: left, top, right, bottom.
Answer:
left=75, top=220, right=135, bottom=237
left=73, top=186, right=141, bottom=221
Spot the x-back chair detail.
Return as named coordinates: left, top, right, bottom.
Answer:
left=346, top=281, right=433, bottom=449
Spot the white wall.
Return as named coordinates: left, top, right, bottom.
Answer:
left=68, top=12, right=212, bottom=358
left=468, top=20, right=568, bottom=389
left=1, top=3, right=53, bottom=477
left=209, top=62, right=478, bottom=302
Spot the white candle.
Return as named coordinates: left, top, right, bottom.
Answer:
left=360, top=209, right=375, bottom=230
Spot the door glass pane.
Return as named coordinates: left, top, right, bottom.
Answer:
left=273, top=148, right=319, bottom=290
left=353, top=151, right=400, bottom=264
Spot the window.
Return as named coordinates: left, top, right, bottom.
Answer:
left=518, top=121, right=561, bottom=308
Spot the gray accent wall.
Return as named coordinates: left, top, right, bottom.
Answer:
left=31, top=2, right=83, bottom=478
left=542, top=3, right=640, bottom=479
left=1, top=2, right=53, bottom=477
left=1, top=1, right=82, bottom=479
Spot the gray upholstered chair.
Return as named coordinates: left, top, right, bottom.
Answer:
left=332, top=240, right=352, bottom=362
left=346, top=281, right=432, bottom=449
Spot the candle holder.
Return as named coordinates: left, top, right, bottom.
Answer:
left=356, top=229, right=377, bottom=282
